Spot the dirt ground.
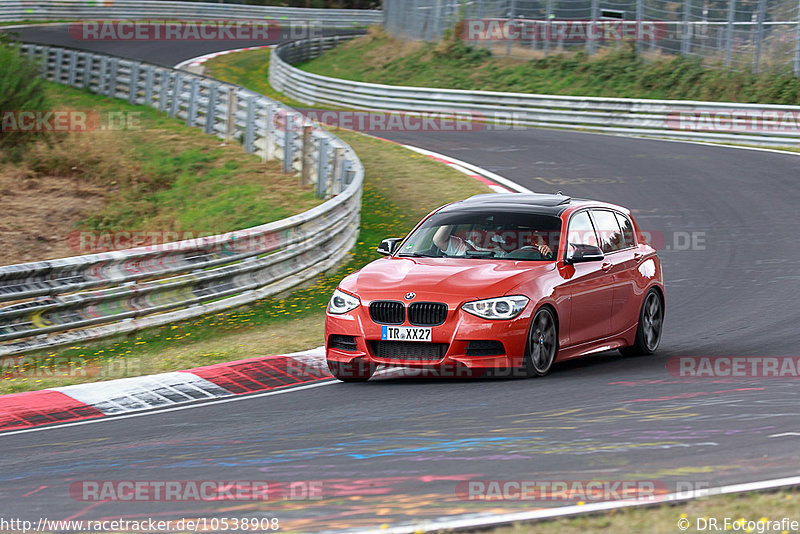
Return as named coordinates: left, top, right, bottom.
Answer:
left=0, top=169, right=108, bottom=265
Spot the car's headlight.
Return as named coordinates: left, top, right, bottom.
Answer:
left=462, top=295, right=529, bottom=320
left=328, top=289, right=360, bottom=315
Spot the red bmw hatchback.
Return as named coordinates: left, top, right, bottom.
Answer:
left=325, top=193, right=664, bottom=382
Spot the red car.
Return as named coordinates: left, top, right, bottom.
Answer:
left=325, top=193, right=664, bottom=382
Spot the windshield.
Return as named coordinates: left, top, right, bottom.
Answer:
left=397, top=210, right=562, bottom=260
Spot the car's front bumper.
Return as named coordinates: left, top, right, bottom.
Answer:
left=325, top=304, right=531, bottom=370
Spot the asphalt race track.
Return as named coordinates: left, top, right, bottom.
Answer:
left=3, top=25, right=800, bottom=532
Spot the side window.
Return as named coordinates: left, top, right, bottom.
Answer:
left=591, top=210, right=624, bottom=253
left=567, top=211, right=598, bottom=248
left=615, top=212, right=635, bottom=248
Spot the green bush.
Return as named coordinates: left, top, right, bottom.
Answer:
left=0, top=36, right=50, bottom=155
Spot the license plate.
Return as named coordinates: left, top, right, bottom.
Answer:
left=381, top=326, right=432, bottom=342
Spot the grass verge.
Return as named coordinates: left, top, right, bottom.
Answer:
left=0, top=52, right=490, bottom=394
left=299, top=28, right=800, bottom=105
left=490, top=488, right=799, bottom=533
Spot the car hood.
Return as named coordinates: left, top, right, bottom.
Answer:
left=340, top=257, right=554, bottom=304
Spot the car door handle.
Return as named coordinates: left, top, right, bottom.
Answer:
left=633, top=253, right=644, bottom=262
left=601, top=262, right=613, bottom=271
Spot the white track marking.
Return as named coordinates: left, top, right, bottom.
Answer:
left=769, top=432, right=800, bottom=438
left=401, top=144, right=533, bottom=193
left=0, top=380, right=337, bottom=438
left=54, top=372, right=232, bottom=414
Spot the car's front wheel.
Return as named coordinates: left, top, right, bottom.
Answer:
left=620, top=288, right=664, bottom=356
left=523, top=307, right=558, bottom=377
left=327, top=359, right=376, bottom=382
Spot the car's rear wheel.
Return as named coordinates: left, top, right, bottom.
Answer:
left=619, top=289, right=663, bottom=356
left=327, top=359, right=376, bottom=382
left=523, top=307, right=558, bottom=377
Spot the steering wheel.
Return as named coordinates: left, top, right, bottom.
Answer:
left=505, top=245, right=553, bottom=261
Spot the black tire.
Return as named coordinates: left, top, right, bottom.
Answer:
left=327, top=359, right=376, bottom=382
left=619, top=289, right=664, bottom=356
left=523, top=307, right=558, bottom=377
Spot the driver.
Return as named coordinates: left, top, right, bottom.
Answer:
left=525, top=231, right=553, bottom=256
left=433, top=226, right=552, bottom=257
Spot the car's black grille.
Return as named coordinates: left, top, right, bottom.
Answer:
left=369, top=341, right=449, bottom=361
left=408, top=302, right=448, bottom=326
left=369, top=301, right=405, bottom=325
left=466, top=340, right=506, bottom=356
left=329, top=334, right=358, bottom=352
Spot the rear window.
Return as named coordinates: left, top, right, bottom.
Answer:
left=591, top=210, right=626, bottom=253
left=615, top=212, right=635, bottom=248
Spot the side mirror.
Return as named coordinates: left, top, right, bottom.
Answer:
left=377, top=238, right=402, bottom=256
left=565, top=243, right=605, bottom=264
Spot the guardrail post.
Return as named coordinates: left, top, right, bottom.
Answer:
left=158, top=70, right=169, bottom=113
left=169, top=73, right=182, bottom=118
left=724, top=0, right=735, bottom=66
left=282, top=114, right=294, bottom=174
left=244, top=95, right=256, bottom=153
left=752, top=0, right=767, bottom=73
left=54, top=48, right=63, bottom=83
left=129, top=62, right=140, bottom=104
left=635, top=0, right=643, bottom=56
left=505, top=0, right=516, bottom=55
left=544, top=0, right=553, bottom=57
left=587, top=0, right=599, bottom=56
left=97, top=56, right=107, bottom=96
left=681, top=0, right=692, bottom=56
left=331, top=146, right=345, bottom=196
left=225, top=87, right=237, bottom=143
left=82, top=54, right=93, bottom=89
left=108, top=58, right=118, bottom=97
left=144, top=66, right=154, bottom=107
left=67, top=50, right=78, bottom=86
left=316, top=137, right=329, bottom=199
left=205, top=82, right=219, bottom=135
left=265, top=104, right=275, bottom=161
left=301, top=124, right=313, bottom=185
left=338, top=158, right=351, bottom=194
left=432, top=0, right=443, bottom=41
left=795, top=0, right=800, bottom=75
left=187, top=78, right=199, bottom=127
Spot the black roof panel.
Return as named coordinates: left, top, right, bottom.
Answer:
left=463, top=193, right=572, bottom=207
left=438, top=193, right=575, bottom=217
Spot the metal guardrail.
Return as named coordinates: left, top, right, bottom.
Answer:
left=0, top=43, right=364, bottom=356
left=270, top=36, right=800, bottom=147
left=0, top=0, right=381, bottom=27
